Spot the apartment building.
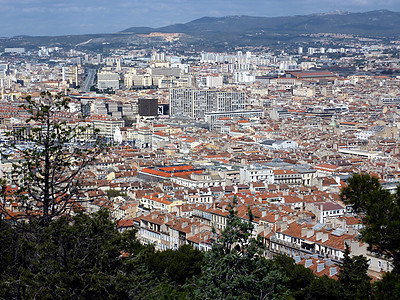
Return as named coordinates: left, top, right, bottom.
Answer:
left=90, top=115, right=124, bottom=140
left=170, top=88, right=245, bottom=119
left=239, top=165, right=274, bottom=184
left=97, top=71, right=119, bottom=90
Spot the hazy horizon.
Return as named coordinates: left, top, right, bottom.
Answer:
left=2, top=0, right=400, bottom=37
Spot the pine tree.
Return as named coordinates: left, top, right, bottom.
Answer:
left=1, top=92, right=103, bottom=226
left=340, top=173, right=400, bottom=272
left=338, top=244, right=371, bottom=299
left=190, top=198, right=289, bottom=299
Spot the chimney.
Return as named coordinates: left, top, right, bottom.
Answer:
left=329, top=267, right=338, bottom=277
left=322, top=233, right=329, bottom=243
left=301, top=227, right=307, bottom=237
left=305, top=259, right=313, bottom=268
left=262, top=210, right=267, bottom=217
left=316, top=232, right=323, bottom=241
left=257, top=224, right=265, bottom=235
left=317, top=263, right=325, bottom=273
left=306, top=229, right=315, bottom=238
left=280, top=221, right=288, bottom=232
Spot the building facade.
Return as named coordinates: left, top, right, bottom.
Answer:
left=170, top=88, right=246, bottom=119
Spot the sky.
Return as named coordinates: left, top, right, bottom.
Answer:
left=1, top=0, right=400, bottom=37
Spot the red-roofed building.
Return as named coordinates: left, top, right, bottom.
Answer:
left=137, top=164, right=205, bottom=182
left=287, top=71, right=336, bottom=81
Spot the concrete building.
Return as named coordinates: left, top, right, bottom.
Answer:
left=170, top=88, right=246, bottom=119
left=97, top=71, right=119, bottom=90
left=138, top=98, right=158, bottom=117
left=91, top=116, right=124, bottom=140
left=239, top=165, right=274, bottom=184
left=62, top=66, right=78, bottom=86
left=124, top=73, right=153, bottom=88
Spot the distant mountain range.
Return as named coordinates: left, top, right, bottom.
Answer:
left=122, top=9, right=400, bottom=38
left=1, top=10, right=400, bottom=51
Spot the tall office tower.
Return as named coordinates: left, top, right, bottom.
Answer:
left=170, top=88, right=246, bottom=119
left=74, top=66, right=78, bottom=85
left=62, top=66, right=66, bottom=82
left=97, top=54, right=103, bottom=64
left=298, top=47, right=303, bottom=55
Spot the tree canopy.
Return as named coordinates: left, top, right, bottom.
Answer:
left=340, top=173, right=400, bottom=272
left=338, top=244, right=371, bottom=299
left=0, top=209, right=205, bottom=300
left=189, top=198, right=290, bottom=299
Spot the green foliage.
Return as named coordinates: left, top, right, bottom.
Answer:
left=106, top=189, right=127, bottom=199
left=273, top=255, right=316, bottom=299
left=0, top=209, right=174, bottom=299
left=340, top=173, right=400, bottom=272
left=306, top=275, right=341, bottom=300
left=373, top=272, right=400, bottom=299
left=0, top=209, right=210, bottom=299
left=340, top=173, right=382, bottom=214
left=144, top=244, right=204, bottom=286
left=190, top=198, right=290, bottom=299
left=338, top=244, right=371, bottom=299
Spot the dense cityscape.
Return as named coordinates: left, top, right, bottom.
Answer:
left=1, top=9, right=400, bottom=298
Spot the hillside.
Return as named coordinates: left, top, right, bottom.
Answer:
left=123, top=10, right=400, bottom=37
left=1, top=10, right=400, bottom=51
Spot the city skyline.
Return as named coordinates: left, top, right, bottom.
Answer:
left=1, top=0, right=400, bottom=37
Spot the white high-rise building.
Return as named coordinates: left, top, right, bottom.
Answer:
left=170, top=88, right=246, bottom=119
left=61, top=66, right=78, bottom=85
